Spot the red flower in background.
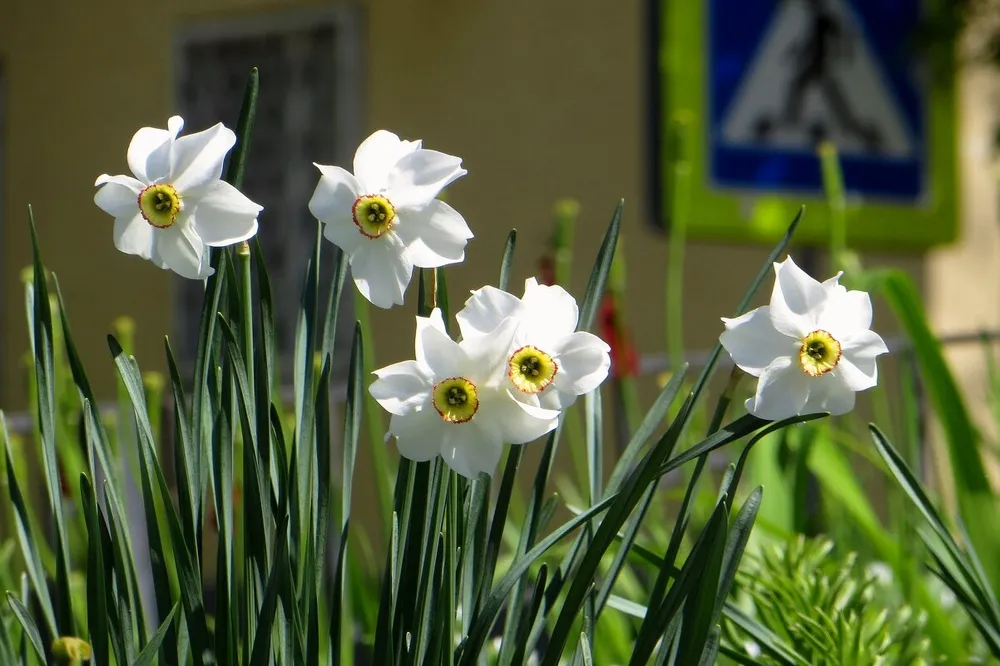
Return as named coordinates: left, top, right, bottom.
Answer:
left=599, top=295, right=638, bottom=379
left=58, top=458, right=72, bottom=499
left=538, top=254, right=556, bottom=287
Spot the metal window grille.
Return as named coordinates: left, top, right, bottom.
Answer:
left=173, top=9, right=361, bottom=382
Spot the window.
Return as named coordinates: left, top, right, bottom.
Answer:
left=174, top=8, right=362, bottom=382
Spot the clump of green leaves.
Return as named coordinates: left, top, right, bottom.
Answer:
left=725, top=536, right=939, bottom=665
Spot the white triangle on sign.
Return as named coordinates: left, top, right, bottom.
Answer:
left=718, top=0, right=916, bottom=158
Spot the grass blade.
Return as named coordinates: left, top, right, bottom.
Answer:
left=879, top=271, right=1000, bottom=587
left=109, top=335, right=213, bottom=665
left=631, top=500, right=728, bottom=665
left=474, top=446, right=523, bottom=619
left=81, top=473, right=110, bottom=666
left=722, top=602, right=802, bottom=665
left=7, top=593, right=45, bottom=663
left=134, top=604, right=180, bottom=666
left=577, top=200, right=623, bottom=332
left=50, top=275, right=125, bottom=509
left=458, top=494, right=616, bottom=665
left=713, top=487, right=762, bottom=624
left=331, top=322, right=363, bottom=665
left=163, top=339, right=200, bottom=569
left=223, top=67, right=259, bottom=190
left=249, top=516, right=291, bottom=666
left=605, top=363, right=688, bottom=496
left=2, top=413, right=57, bottom=637
left=498, top=230, right=517, bottom=291
left=314, top=358, right=333, bottom=596
left=27, top=207, right=74, bottom=636
left=585, top=387, right=602, bottom=506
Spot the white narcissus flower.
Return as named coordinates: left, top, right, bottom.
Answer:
left=370, top=309, right=559, bottom=478
left=456, top=278, right=612, bottom=411
left=720, top=256, right=888, bottom=420
left=308, top=130, right=473, bottom=309
left=94, top=116, right=262, bottom=279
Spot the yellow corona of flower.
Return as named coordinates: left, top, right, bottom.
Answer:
left=720, top=256, right=888, bottom=420
left=94, top=116, right=263, bottom=279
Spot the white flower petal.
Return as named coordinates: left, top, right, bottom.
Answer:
left=188, top=180, right=261, bottom=246
left=841, top=329, right=889, bottom=379
left=386, top=149, right=467, bottom=210
left=440, top=423, right=504, bottom=479
left=167, top=116, right=184, bottom=134
left=456, top=286, right=522, bottom=339
left=309, top=164, right=370, bottom=254
left=395, top=200, right=473, bottom=268
left=127, top=121, right=178, bottom=183
left=817, top=290, right=873, bottom=340
left=520, top=280, right=579, bottom=343
left=310, top=164, right=364, bottom=254
left=349, top=234, right=413, bottom=308
left=353, top=130, right=421, bottom=193
left=550, top=331, right=611, bottom=395
left=745, top=356, right=810, bottom=420
left=832, top=357, right=877, bottom=393
left=835, top=329, right=888, bottom=392
left=113, top=214, right=154, bottom=260
left=390, top=409, right=442, bottom=463
left=769, top=256, right=825, bottom=338
left=801, top=373, right=856, bottom=416
left=479, top=389, right=560, bottom=445
left=822, top=271, right=846, bottom=297
left=461, top=317, right=520, bottom=387
left=416, top=314, right=465, bottom=378
left=720, top=306, right=798, bottom=377
left=420, top=308, right=449, bottom=334
left=155, top=224, right=211, bottom=279
left=371, top=360, right=432, bottom=415
left=414, top=309, right=450, bottom=357
left=95, top=174, right=143, bottom=217
left=538, top=389, right=575, bottom=411
left=170, top=122, right=236, bottom=193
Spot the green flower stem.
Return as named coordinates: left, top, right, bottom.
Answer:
left=354, top=292, right=393, bottom=529
left=237, top=241, right=254, bottom=383
left=666, top=114, right=691, bottom=372
left=819, top=142, right=847, bottom=273
left=553, top=199, right=578, bottom=286
left=143, top=372, right=164, bottom=449
left=616, top=376, right=643, bottom=445
left=112, top=316, right=137, bottom=458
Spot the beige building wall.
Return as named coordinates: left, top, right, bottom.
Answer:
left=0, top=0, right=988, bottom=499
left=927, top=64, right=1000, bottom=452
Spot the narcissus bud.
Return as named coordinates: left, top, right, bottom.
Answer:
left=52, top=636, right=92, bottom=665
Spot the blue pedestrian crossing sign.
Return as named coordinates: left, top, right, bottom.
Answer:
left=660, top=0, right=957, bottom=247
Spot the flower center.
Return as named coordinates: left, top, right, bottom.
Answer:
left=508, top=345, right=558, bottom=394
left=798, top=329, right=842, bottom=377
left=137, top=184, right=182, bottom=229
left=352, top=194, right=397, bottom=239
left=432, top=377, right=479, bottom=423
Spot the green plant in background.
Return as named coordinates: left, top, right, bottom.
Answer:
left=724, top=536, right=939, bottom=665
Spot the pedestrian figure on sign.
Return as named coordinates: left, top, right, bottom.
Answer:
left=755, top=0, right=882, bottom=152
